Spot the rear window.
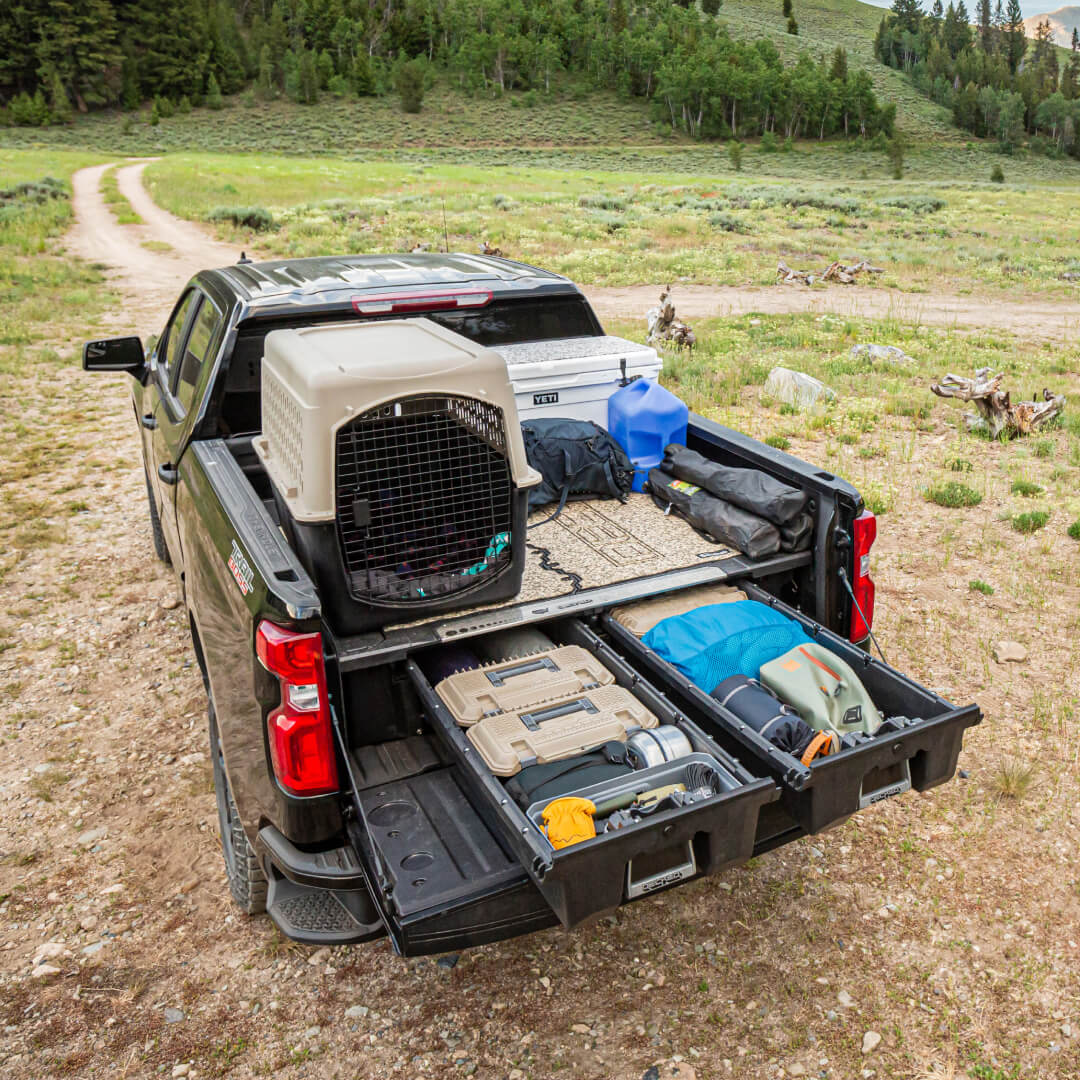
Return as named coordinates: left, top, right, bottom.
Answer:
left=425, top=297, right=599, bottom=345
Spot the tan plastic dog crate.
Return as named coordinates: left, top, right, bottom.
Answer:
left=254, top=317, right=540, bottom=524
left=466, top=686, right=659, bottom=776
left=611, top=584, right=748, bottom=637
left=435, top=647, right=614, bottom=726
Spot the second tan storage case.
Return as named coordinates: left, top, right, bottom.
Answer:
left=466, top=686, right=659, bottom=776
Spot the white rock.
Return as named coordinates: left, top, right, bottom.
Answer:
left=862, top=1030, right=882, bottom=1055
left=837, top=990, right=856, bottom=1008
left=764, top=367, right=837, bottom=411
left=33, top=942, right=71, bottom=964
left=345, top=1005, right=369, bottom=1020
left=993, top=641, right=1027, bottom=664
left=307, top=948, right=331, bottom=967
left=101, top=883, right=124, bottom=895
left=850, top=344, right=910, bottom=364
left=76, top=828, right=107, bottom=847
left=172, top=1065, right=190, bottom=1078
left=30, top=964, right=62, bottom=979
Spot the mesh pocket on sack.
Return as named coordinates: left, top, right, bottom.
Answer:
left=695, top=623, right=811, bottom=691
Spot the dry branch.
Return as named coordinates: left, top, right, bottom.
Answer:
left=778, top=259, right=884, bottom=286
left=931, top=367, right=1066, bottom=439
left=646, top=286, right=696, bottom=349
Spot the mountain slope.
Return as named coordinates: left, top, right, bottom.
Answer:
left=717, top=0, right=961, bottom=139
left=1023, top=5, right=1080, bottom=44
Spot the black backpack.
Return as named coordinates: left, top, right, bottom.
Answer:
left=521, top=418, right=634, bottom=520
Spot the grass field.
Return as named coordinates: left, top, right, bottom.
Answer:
left=143, top=151, right=1080, bottom=297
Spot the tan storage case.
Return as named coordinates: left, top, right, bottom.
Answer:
left=435, top=647, right=614, bottom=726
left=254, top=317, right=540, bottom=524
left=466, top=686, right=659, bottom=776
left=611, top=584, right=748, bottom=637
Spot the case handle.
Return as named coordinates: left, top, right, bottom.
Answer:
left=485, top=656, right=558, bottom=686
left=519, top=696, right=598, bottom=731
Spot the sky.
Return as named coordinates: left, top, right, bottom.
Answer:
left=856, top=0, right=1072, bottom=15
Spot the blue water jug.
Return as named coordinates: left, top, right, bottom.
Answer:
left=608, top=378, right=689, bottom=492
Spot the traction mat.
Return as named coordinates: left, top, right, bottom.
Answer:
left=388, top=494, right=735, bottom=631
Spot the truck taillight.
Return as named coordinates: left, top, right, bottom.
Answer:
left=255, top=621, right=339, bottom=797
left=849, top=510, right=876, bottom=643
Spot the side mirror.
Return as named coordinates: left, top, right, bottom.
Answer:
left=82, top=336, right=145, bottom=376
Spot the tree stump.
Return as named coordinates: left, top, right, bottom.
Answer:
left=930, top=368, right=1066, bottom=439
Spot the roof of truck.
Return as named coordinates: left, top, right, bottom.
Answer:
left=206, top=253, right=578, bottom=309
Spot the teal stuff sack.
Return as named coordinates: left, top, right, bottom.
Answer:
left=642, top=599, right=813, bottom=695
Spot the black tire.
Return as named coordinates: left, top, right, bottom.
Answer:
left=145, top=468, right=171, bottom=565
left=209, top=701, right=267, bottom=915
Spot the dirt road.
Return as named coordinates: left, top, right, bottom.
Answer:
left=69, top=160, right=240, bottom=328
left=1, top=162, right=1078, bottom=1080
left=586, top=282, right=1080, bottom=343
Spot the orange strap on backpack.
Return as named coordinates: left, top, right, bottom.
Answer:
left=800, top=730, right=838, bottom=765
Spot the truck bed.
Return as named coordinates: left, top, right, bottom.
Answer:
left=390, top=492, right=745, bottom=629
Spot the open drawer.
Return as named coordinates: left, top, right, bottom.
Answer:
left=406, top=618, right=778, bottom=929
left=599, top=580, right=981, bottom=835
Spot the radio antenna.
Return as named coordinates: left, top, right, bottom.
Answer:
left=442, top=198, right=449, bottom=254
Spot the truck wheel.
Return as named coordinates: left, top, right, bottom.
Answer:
left=209, top=701, right=267, bottom=915
left=145, top=469, right=171, bottom=566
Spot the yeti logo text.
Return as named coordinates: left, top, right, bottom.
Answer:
left=533, top=391, right=559, bottom=405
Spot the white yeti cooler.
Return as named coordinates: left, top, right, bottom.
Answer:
left=498, top=336, right=662, bottom=429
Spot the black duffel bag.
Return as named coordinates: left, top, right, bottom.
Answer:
left=662, top=444, right=808, bottom=526
left=522, top=418, right=634, bottom=518
left=647, top=468, right=781, bottom=559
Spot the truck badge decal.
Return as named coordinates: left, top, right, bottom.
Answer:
left=228, top=540, right=254, bottom=596
left=533, top=391, right=559, bottom=405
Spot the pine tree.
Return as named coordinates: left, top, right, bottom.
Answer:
left=206, top=70, right=224, bottom=109
left=395, top=58, right=425, bottom=113
left=931, top=0, right=943, bottom=17
left=121, top=54, right=141, bottom=111
left=890, top=0, right=924, bottom=35
left=1005, top=0, right=1026, bottom=73
left=829, top=45, right=849, bottom=82
left=701, top=0, right=721, bottom=13
left=976, top=0, right=992, bottom=50
left=298, top=49, right=319, bottom=104
left=256, top=44, right=274, bottom=100
left=1073, top=26, right=1079, bottom=51
left=787, top=14, right=799, bottom=34
left=783, top=0, right=793, bottom=18
left=48, top=68, right=72, bottom=123
left=317, top=49, right=334, bottom=90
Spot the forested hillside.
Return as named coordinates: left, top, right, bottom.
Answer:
left=0, top=0, right=894, bottom=143
left=875, top=0, right=1080, bottom=154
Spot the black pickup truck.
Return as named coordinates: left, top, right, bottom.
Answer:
left=83, top=253, right=979, bottom=956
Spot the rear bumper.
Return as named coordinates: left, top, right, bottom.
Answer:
left=257, top=825, right=368, bottom=890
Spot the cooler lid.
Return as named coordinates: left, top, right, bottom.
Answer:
left=498, top=335, right=659, bottom=376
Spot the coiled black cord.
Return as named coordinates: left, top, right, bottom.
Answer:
left=526, top=541, right=584, bottom=594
